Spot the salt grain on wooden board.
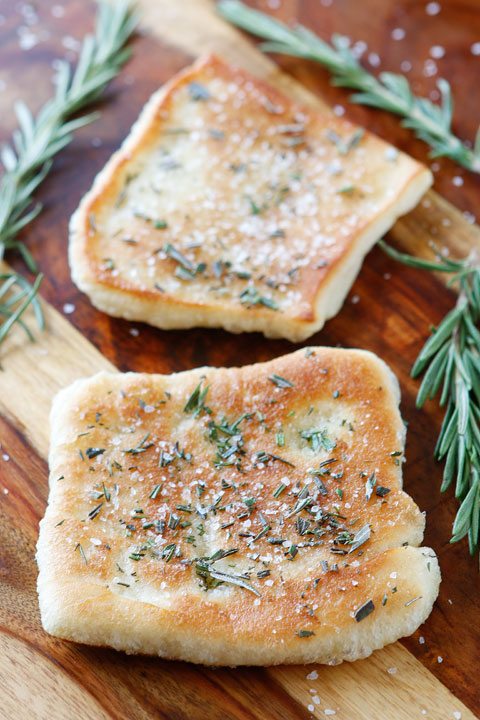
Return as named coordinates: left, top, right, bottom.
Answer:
left=423, top=59, right=437, bottom=76
left=430, top=45, right=445, bottom=58
left=306, top=670, right=319, bottom=680
left=426, top=2, right=441, bottom=15
left=352, top=41, right=367, bottom=59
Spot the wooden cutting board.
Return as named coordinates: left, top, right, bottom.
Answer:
left=0, top=1, right=479, bottom=718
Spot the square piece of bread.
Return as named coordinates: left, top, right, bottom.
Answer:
left=69, top=54, right=432, bottom=342
left=37, top=347, right=440, bottom=665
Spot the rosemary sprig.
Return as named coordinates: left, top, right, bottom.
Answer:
left=0, top=272, right=44, bottom=343
left=0, top=0, right=137, bottom=344
left=380, top=240, right=480, bottom=559
left=217, top=0, right=480, bottom=173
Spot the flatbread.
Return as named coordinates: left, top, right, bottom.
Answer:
left=69, top=54, right=432, bottom=341
left=37, top=347, right=440, bottom=665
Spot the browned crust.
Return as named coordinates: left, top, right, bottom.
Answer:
left=69, top=54, right=432, bottom=341
left=37, top=348, right=440, bottom=665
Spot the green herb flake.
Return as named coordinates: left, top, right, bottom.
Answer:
left=184, top=381, right=210, bottom=417
left=85, top=447, right=105, bottom=459
left=268, top=374, right=294, bottom=389
left=124, top=433, right=154, bottom=456
left=300, top=428, right=336, bottom=452
left=188, top=82, right=211, bottom=101
left=162, top=543, right=176, bottom=562
left=240, top=287, right=279, bottom=311
left=354, top=599, right=375, bottom=622
left=149, top=483, right=163, bottom=499
left=275, top=427, right=285, bottom=447
left=375, top=485, right=391, bottom=497
left=75, top=542, right=87, bottom=565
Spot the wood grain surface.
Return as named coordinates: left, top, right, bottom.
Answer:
left=0, top=0, right=479, bottom=718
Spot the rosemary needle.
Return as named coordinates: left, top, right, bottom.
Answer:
left=217, top=0, right=480, bottom=173
left=0, top=0, right=137, bottom=345
left=380, top=240, right=480, bottom=561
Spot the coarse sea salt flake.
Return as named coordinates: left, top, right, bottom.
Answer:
left=307, top=670, right=319, bottom=680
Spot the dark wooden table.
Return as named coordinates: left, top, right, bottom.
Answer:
left=0, top=0, right=479, bottom=717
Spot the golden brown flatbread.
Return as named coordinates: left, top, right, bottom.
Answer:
left=37, top=347, right=440, bottom=665
left=69, top=54, right=432, bottom=341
